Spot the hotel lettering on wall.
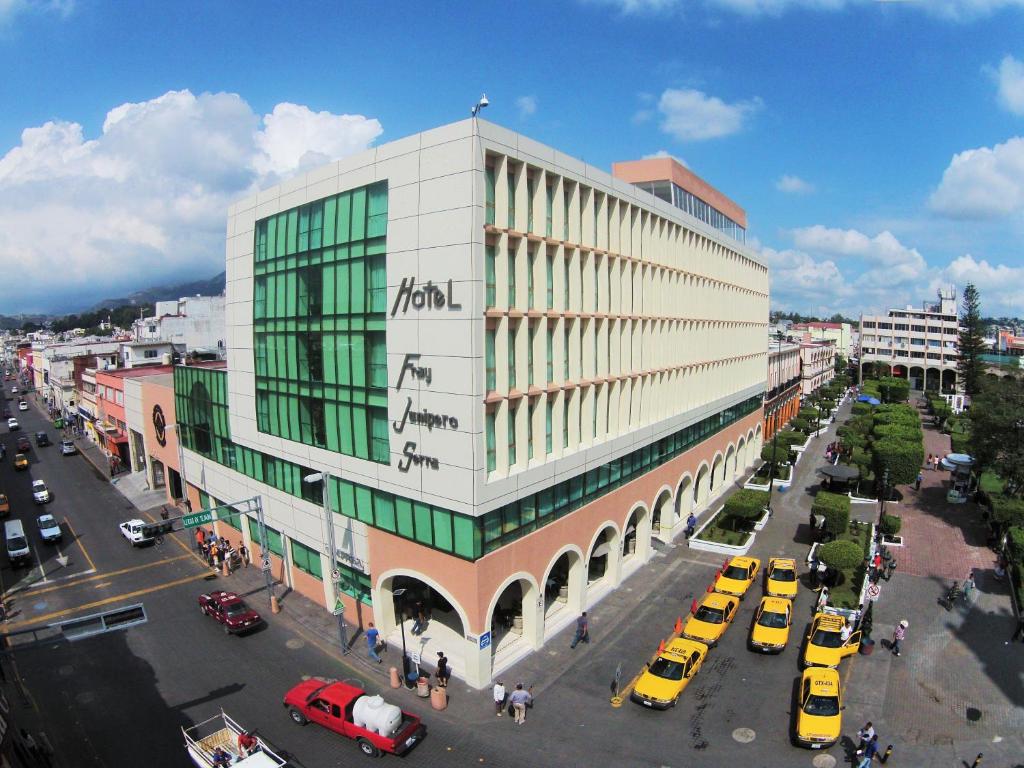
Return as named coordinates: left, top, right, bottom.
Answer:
left=390, top=278, right=462, bottom=316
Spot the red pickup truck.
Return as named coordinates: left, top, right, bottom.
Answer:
left=283, top=678, right=425, bottom=758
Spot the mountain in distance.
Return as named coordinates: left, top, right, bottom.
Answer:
left=88, top=271, right=226, bottom=312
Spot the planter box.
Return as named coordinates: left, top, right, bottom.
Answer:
left=849, top=493, right=878, bottom=505
left=753, top=508, right=772, bottom=532
left=880, top=534, right=903, bottom=547
left=689, top=505, right=756, bottom=557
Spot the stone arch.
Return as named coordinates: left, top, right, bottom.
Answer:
left=485, top=571, right=543, bottom=653
left=909, top=366, right=925, bottom=391
left=376, top=569, right=473, bottom=637
left=925, top=367, right=941, bottom=392
left=737, top=435, right=747, bottom=476
left=941, top=369, right=956, bottom=394
left=651, top=486, right=674, bottom=542
left=541, top=545, right=586, bottom=620
left=674, top=472, right=694, bottom=522
left=710, top=450, right=725, bottom=495
left=623, top=501, right=653, bottom=563
left=585, top=522, right=622, bottom=590
left=746, top=428, right=756, bottom=468
left=694, top=461, right=711, bottom=510
left=725, top=442, right=737, bottom=484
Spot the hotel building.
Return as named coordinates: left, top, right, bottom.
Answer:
left=173, top=119, right=769, bottom=687
left=858, top=288, right=961, bottom=393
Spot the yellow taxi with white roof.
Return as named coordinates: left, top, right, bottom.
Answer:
left=794, top=666, right=843, bottom=748
left=630, top=638, right=708, bottom=709
left=749, top=596, right=792, bottom=653
left=681, top=592, right=738, bottom=647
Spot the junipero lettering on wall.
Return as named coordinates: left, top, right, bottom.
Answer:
left=392, top=397, right=459, bottom=434
left=390, top=277, right=462, bottom=316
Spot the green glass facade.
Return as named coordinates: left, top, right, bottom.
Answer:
left=175, top=364, right=760, bottom=562
left=253, top=182, right=389, bottom=464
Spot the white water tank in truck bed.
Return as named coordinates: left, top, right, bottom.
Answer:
left=351, top=694, right=402, bottom=737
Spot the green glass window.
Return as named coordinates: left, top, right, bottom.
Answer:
left=507, top=172, right=515, bottom=230
left=528, top=248, right=536, bottom=309
left=508, top=247, right=516, bottom=308
left=486, top=329, right=496, bottom=391
left=564, top=259, right=570, bottom=310
left=247, top=518, right=284, bottom=557
left=545, top=183, right=553, bottom=237
left=370, top=408, right=389, bottom=463
left=485, top=167, right=496, bottom=226
left=507, top=403, right=517, bottom=466
left=546, top=254, right=554, bottom=310
left=486, top=410, right=496, bottom=472
left=367, top=332, right=387, bottom=389
left=546, top=326, right=554, bottom=383
left=563, top=396, right=570, bottom=448
left=291, top=540, right=323, bottom=580
left=563, top=186, right=570, bottom=240
left=508, top=327, right=517, bottom=390
left=336, top=562, right=372, bottom=604
left=485, top=245, right=496, bottom=308
left=545, top=399, right=553, bottom=454
left=527, top=176, right=534, bottom=232
left=563, top=324, right=571, bottom=381
left=528, top=399, right=535, bottom=461
left=528, top=322, right=535, bottom=388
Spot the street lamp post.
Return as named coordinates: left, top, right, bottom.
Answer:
left=303, top=471, right=349, bottom=655
left=392, top=587, right=412, bottom=688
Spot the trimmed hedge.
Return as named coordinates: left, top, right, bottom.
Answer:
left=761, top=444, right=791, bottom=466
left=873, top=436, right=924, bottom=486
left=790, top=417, right=810, bottom=434
left=1008, top=526, right=1024, bottom=563
left=813, top=491, right=851, bottom=538
left=877, top=377, right=910, bottom=403
left=774, top=431, right=807, bottom=449
left=799, top=408, right=817, bottom=421
left=723, top=489, right=770, bottom=525
left=852, top=402, right=872, bottom=415
left=991, top=496, right=1024, bottom=533
left=872, top=423, right=922, bottom=441
left=818, top=539, right=863, bottom=570
left=880, top=513, right=902, bottom=536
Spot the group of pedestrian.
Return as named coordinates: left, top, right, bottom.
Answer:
left=924, top=453, right=941, bottom=471
left=492, top=681, right=534, bottom=724
left=195, top=528, right=248, bottom=572
left=825, top=441, right=839, bottom=464
left=855, top=722, right=881, bottom=767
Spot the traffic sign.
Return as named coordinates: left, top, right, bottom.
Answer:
left=332, top=599, right=345, bottom=616
left=479, top=631, right=491, bottom=650
left=331, top=569, right=341, bottom=582
left=866, top=583, right=881, bottom=601
left=260, top=555, right=272, bottom=572
left=182, top=510, right=214, bottom=529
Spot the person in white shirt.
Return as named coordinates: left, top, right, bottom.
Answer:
left=493, top=681, right=506, bottom=716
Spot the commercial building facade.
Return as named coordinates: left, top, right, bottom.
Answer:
left=765, top=339, right=801, bottom=438
left=174, top=119, right=768, bottom=687
left=858, top=288, right=961, bottom=392
left=789, top=321, right=853, bottom=359
left=799, top=340, right=836, bottom=396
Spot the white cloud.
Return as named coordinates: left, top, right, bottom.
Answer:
left=930, top=254, right=1024, bottom=315
left=515, top=95, right=537, bottom=120
left=586, top=0, right=1024, bottom=20
left=0, top=89, right=382, bottom=312
left=0, top=0, right=72, bottom=25
left=928, top=136, right=1024, bottom=219
left=642, top=149, right=688, bottom=166
left=585, top=0, right=681, bottom=13
left=992, top=54, right=1024, bottom=115
left=775, top=174, right=815, bottom=194
left=631, top=109, right=654, bottom=125
left=657, top=88, right=762, bottom=142
left=790, top=224, right=928, bottom=284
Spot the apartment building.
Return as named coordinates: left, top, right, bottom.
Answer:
left=800, top=340, right=836, bottom=396
left=765, top=338, right=801, bottom=438
left=172, top=119, right=769, bottom=687
left=790, top=321, right=853, bottom=359
left=858, top=288, right=961, bottom=393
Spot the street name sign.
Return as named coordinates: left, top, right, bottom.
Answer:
left=182, top=510, right=214, bottom=528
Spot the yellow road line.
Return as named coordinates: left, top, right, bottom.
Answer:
left=4, top=571, right=211, bottom=629
left=5, top=554, right=192, bottom=599
left=63, top=516, right=97, bottom=572
left=141, top=509, right=197, bottom=559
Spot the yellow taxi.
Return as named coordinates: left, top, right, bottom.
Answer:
left=765, top=557, right=799, bottom=599
left=630, top=638, right=708, bottom=709
left=749, top=596, right=792, bottom=653
left=0, top=493, right=9, bottom=516
left=794, top=666, right=843, bottom=749
left=682, top=592, right=739, bottom=647
left=715, top=556, right=761, bottom=599
left=13, top=453, right=29, bottom=471
left=802, top=612, right=861, bottom=668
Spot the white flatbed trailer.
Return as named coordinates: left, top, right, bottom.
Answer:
left=183, top=711, right=287, bottom=767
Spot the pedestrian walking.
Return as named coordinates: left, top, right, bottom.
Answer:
left=871, top=552, right=883, bottom=584
left=365, top=622, right=382, bottom=663
left=891, top=619, right=908, bottom=656
left=411, top=599, right=427, bottom=635
left=570, top=612, right=589, bottom=648
left=435, top=651, right=449, bottom=688
left=915, top=472, right=922, bottom=491
left=239, top=543, right=250, bottom=568
left=856, top=721, right=875, bottom=752
left=856, top=734, right=880, bottom=767
left=810, top=555, right=821, bottom=589
left=508, top=683, right=533, bottom=725
left=685, top=512, right=697, bottom=539
left=926, top=453, right=933, bottom=470
left=493, top=680, right=506, bottom=716
left=816, top=558, right=828, bottom=589
left=195, top=528, right=205, bottom=552
left=963, top=571, right=976, bottom=601
left=815, top=586, right=829, bottom=614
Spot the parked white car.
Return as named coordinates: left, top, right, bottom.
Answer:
left=60, top=440, right=77, bottom=456
left=7, top=417, right=18, bottom=431
left=36, top=514, right=62, bottom=543
left=18, top=401, right=28, bottom=411
left=119, top=519, right=154, bottom=546
left=31, top=479, right=51, bottom=504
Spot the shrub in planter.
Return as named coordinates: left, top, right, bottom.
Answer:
left=991, top=496, right=1024, bottom=533
left=852, top=402, right=872, bottom=415
left=775, top=431, right=806, bottom=449
left=872, top=423, right=922, bottom=441
left=799, top=407, right=817, bottom=421
left=812, top=491, right=851, bottom=538
left=849, top=448, right=871, bottom=472
left=818, top=539, right=863, bottom=570
left=859, top=601, right=874, bottom=638
left=880, top=513, right=902, bottom=536
left=872, top=437, right=925, bottom=486
left=790, top=417, right=810, bottom=434
left=761, top=443, right=790, bottom=467
left=950, top=432, right=970, bottom=455
left=722, top=489, right=770, bottom=530
left=877, top=376, right=910, bottom=403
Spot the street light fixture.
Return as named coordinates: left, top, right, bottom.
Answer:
left=303, top=471, right=348, bottom=655
left=471, top=93, right=489, bottom=118
left=391, top=587, right=413, bottom=687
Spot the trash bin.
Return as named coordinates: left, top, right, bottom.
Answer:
left=416, top=676, right=431, bottom=697
left=859, top=637, right=875, bottom=656
left=430, top=686, right=447, bottom=710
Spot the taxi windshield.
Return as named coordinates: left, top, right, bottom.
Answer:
left=694, top=606, right=724, bottom=624
left=803, top=694, right=840, bottom=717
left=758, top=610, right=788, bottom=629
left=811, top=628, right=843, bottom=648
left=771, top=568, right=796, bottom=582
left=723, top=565, right=749, bottom=581
left=647, top=658, right=685, bottom=681
left=224, top=603, right=248, bottom=617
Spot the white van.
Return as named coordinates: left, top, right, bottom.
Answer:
left=5, top=519, right=31, bottom=567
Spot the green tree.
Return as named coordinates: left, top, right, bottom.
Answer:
left=812, top=492, right=851, bottom=539
left=818, top=539, right=863, bottom=570
left=957, top=283, right=987, bottom=396
left=969, top=376, right=1024, bottom=497
left=722, top=489, right=770, bottom=531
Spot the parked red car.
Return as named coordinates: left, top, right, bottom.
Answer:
left=197, top=590, right=262, bottom=634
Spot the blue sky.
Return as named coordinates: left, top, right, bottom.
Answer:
left=1, top=0, right=1023, bottom=317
